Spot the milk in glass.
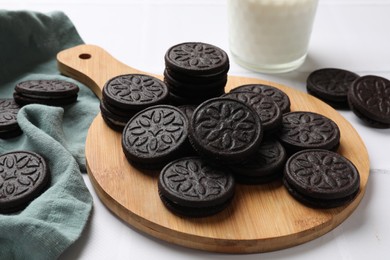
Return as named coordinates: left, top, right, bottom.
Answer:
left=227, top=0, right=318, bottom=73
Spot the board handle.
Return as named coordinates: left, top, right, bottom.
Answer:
left=57, top=44, right=144, bottom=99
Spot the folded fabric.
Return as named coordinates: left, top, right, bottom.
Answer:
left=0, top=11, right=99, bottom=259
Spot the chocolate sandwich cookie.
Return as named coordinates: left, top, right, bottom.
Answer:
left=165, top=42, right=229, bottom=76
left=0, top=99, right=22, bottom=139
left=348, top=75, right=390, bottom=127
left=15, top=80, right=79, bottom=98
left=230, top=84, right=291, bottom=113
left=158, top=157, right=235, bottom=217
left=13, top=92, right=78, bottom=106
left=283, top=149, right=360, bottom=208
left=0, top=151, right=50, bottom=213
left=103, top=74, right=169, bottom=111
left=0, top=99, right=20, bottom=110
left=223, top=92, right=282, bottom=134
left=230, top=138, right=287, bottom=184
left=278, top=111, right=340, bottom=154
left=101, top=74, right=169, bottom=131
left=122, top=105, right=189, bottom=170
left=307, top=68, right=359, bottom=108
left=189, top=97, right=263, bottom=164
left=14, top=79, right=79, bottom=106
left=0, top=110, right=22, bottom=139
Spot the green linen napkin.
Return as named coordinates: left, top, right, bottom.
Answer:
left=0, top=11, right=99, bottom=259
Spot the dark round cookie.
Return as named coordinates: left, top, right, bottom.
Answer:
left=0, top=109, right=20, bottom=131
left=0, top=100, right=20, bottom=130
left=165, top=42, right=229, bottom=76
left=230, top=138, right=287, bottom=184
left=0, top=151, right=50, bottom=213
left=158, top=156, right=235, bottom=217
left=283, top=149, right=360, bottom=208
left=0, top=99, right=20, bottom=110
left=103, top=74, right=169, bottom=111
left=13, top=92, right=78, bottom=106
left=223, top=92, right=282, bottom=133
left=230, top=84, right=291, bottom=113
left=278, top=111, right=340, bottom=153
left=307, top=68, right=359, bottom=108
left=122, top=105, right=189, bottom=170
left=0, top=99, right=22, bottom=139
left=348, top=75, right=390, bottom=126
left=189, top=97, right=263, bottom=164
left=15, top=79, right=79, bottom=98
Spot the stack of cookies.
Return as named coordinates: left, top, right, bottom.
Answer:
left=164, top=42, right=229, bottom=105
left=112, top=43, right=362, bottom=216
left=101, top=74, right=169, bottom=131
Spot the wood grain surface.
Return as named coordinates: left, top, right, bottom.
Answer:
left=57, top=44, right=370, bottom=253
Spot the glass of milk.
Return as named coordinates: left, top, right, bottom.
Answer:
left=227, top=0, right=319, bottom=73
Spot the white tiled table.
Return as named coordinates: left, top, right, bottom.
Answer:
left=2, top=1, right=390, bottom=259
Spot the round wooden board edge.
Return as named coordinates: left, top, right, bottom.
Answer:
left=84, top=74, right=370, bottom=254
left=86, top=148, right=367, bottom=253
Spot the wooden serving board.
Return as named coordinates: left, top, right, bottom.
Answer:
left=57, top=44, right=370, bottom=253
